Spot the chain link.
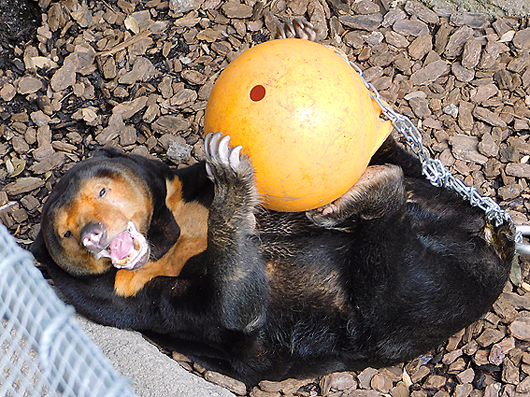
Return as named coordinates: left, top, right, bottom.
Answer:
left=345, top=58, right=525, bottom=247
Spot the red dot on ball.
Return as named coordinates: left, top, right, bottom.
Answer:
left=250, top=85, right=266, bottom=102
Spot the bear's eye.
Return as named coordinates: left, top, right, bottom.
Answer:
left=98, top=187, right=107, bottom=198
left=63, top=230, right=72, bottom=238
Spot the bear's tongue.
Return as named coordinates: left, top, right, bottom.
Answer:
left=110, top=231, right=134, bottom=262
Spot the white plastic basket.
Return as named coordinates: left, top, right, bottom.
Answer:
left=0, top=224, right=138, bottom=397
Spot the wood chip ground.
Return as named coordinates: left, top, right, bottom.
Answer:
left=1, top=0, right=530, bottom=396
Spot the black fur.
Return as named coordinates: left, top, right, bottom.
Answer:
left=32, top=136, right=515, bottom=387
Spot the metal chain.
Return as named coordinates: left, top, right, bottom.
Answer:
left=343, top=57, right=526, bottom=250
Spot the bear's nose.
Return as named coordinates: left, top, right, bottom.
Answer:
left=80, top=222, right=107, bottom=252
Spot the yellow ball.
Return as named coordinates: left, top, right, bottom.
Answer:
left=204, top=39, right=392, bottom=212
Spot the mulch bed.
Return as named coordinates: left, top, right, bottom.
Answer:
left=1, top=0, right=530, bottom=396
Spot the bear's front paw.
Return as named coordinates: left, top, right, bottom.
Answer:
left=204, top=132, right=254, bottom=186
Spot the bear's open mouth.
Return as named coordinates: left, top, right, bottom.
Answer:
left=96, top=221, right=149, bottom=270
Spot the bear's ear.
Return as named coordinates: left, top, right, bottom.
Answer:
left=94, top=147, right=176, bottom=183
left=93, top=146, right=125, bottom=159
left=31, top=229, right=54, bottom=269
